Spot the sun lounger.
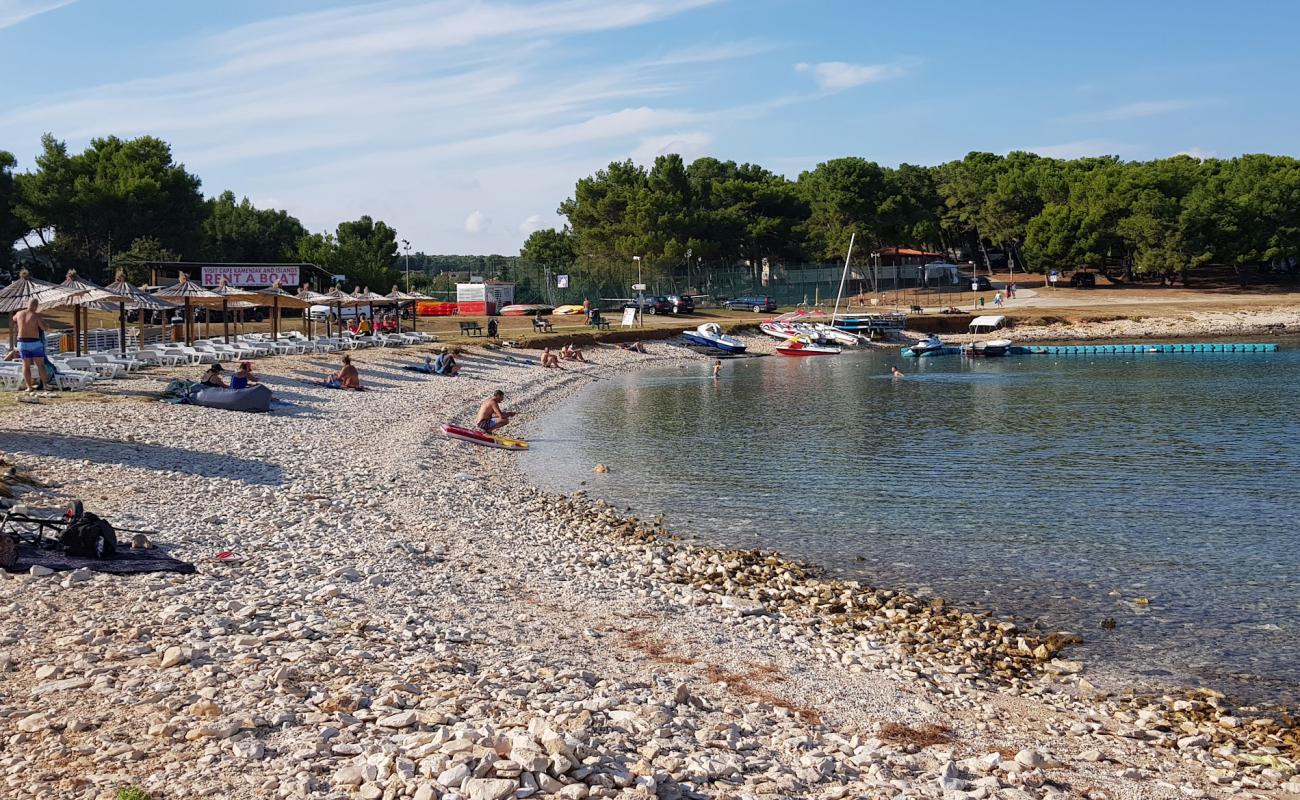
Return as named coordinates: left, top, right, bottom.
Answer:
left=88, top=352, right=145, bottom=373
left=55, top=357, right=122, bottom=380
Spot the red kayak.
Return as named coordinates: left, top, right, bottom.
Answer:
left=439, top=423, right=529, bottom=450
left=776, top=339, right=841, bottom=356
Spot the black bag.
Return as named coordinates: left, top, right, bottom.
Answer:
left=61, top=512, right=117, bottom=559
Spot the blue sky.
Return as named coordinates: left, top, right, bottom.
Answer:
left=2, top=0, right=1296, bottom=254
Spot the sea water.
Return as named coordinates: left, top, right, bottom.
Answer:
left=523, top=345, right=1300, bottom=704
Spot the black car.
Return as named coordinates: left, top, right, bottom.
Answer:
left=666, top=294, right=694, bottom=314
left=1070, top=271, right=1098, bottom=288
left=962, top=275, right=994, bottom=291
left=724, top=295, right=777, bottom=313
left=623, top=295, right=672, bottom=314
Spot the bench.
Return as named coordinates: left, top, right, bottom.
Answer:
left=459, top=321, right=482, bottom=336
left=590, top=318, right=610, bottom=330
left=532, top=318, right=554, bottom=333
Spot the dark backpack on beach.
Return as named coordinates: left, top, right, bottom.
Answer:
left=61, top=512, right=117, bottom=559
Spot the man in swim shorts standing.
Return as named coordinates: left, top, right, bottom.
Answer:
left=475, top=389, right=515, bottom=432
left=13, top=298, right=48, bottom=391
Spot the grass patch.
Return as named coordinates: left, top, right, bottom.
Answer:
left=877, top=722, right=953, bottom=748
left=115, top=787, right=152, bottom=800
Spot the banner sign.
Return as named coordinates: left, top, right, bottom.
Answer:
left=620, top=307, right=637, bottom=326
left=201, top=265, right=300, bottom=287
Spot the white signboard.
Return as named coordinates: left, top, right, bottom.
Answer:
left=201, top=265, right=299, bottom=287
left=631, top=283, right=647, bottom=291
left=556, top=274, right=569, bottom=289
left=620, top=307, right=637, bottom=326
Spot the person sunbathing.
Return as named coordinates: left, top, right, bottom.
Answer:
left=200, top=363, right=227, bottom=388
left=322, top=355, right=364, bottom=389
left=618, top=341, right=646, bottom=353
left=540, top=347, right=560, bottom=368
left=230, top=361, right=257, bottom=390
left=434, top=350, right=461, bottom=376
left=560, top=344, right=587, bottom=363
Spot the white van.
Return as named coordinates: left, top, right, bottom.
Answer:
left=309, top=304, right=374, bottom=321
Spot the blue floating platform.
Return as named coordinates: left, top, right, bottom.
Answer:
left=1011, top=342, right=1278, bottom=355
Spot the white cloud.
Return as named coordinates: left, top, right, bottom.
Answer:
left=464, top=210, right=490, bottom=234
left=794, top=60, right=906, bottom=91
left=0, top=0, right=75, bottom=31
left=519, top=214, right=544, bottom=234
left=1057, top=99, right=1205, bottom=124
left=0, top=0, right=749, bottom=253
left=630, top=131, right=712, bottom=164
left=1020, top=140, right=1130, bottom=159
left=644, top=40, right=775, bottom=67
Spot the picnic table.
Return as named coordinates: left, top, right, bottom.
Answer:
left=459, top=321, right=483, bottom=336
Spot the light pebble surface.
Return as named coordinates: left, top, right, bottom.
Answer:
left=0, top=335, right=1296, bottom=800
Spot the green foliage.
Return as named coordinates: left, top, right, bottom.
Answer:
left=201, top=190, right=306, bottom=263
left=114, top=786, right=152, bottom=800
left=0, top=150, right=25, bottom=275
left=110, top=237, right=181, bottom=285
left=14, top=134, right=206, bottom=282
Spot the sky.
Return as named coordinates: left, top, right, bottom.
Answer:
left=1, top=0, right=1297, bottom=254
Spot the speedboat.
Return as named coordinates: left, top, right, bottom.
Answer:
left=911, top=335, right=945, bottom=355
left=776, top=338, right=841, bottom=356
left=811, top=324, right=863, bottom=347
left=759, top=321, right=802, bottom=340
left=682, top=323, right=747, bottom=354
left=963, top=338, right=1013, bottom=357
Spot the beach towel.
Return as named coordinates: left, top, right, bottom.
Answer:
left=9, top=540, right=196, bottom=575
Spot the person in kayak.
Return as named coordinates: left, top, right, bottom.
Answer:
left=475, top=389, right=515, bottom=432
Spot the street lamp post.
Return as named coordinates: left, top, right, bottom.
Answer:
left=401, top=239, right=412, bottom=293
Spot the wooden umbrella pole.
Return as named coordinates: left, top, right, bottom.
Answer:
left=273, top=296, right=280, bottom=341
left=223, top=299, right=231, bottom=343
left=118, top=301, right=127, bottom=355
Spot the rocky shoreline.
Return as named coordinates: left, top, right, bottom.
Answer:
left=943, top=307, right=1300, bottom=344
left=0, top=337, right=1296, bottom=800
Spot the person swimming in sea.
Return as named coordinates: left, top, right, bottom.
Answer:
left=890, top=366, right=903, bottom=379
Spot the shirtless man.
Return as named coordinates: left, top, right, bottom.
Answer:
left=475, top=389, right=515, bottom=432
left=13, top=299, right=49, bottom=391
left=540, top=347, right=560, bottom=368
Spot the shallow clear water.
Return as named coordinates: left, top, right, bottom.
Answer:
left=523, top=345, right=1300, bottom=704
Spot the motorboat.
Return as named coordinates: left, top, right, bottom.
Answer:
left=963, top=338, right=1013, bottom=357
left=910, top=335, right=945, bottom=355
left=759, top=321, right=802, bottom=340
left=776, top=338, right=841, bottom=356
left=681, top=323, right=747, bottom=354
left=811, top=323, right=863, bottom=347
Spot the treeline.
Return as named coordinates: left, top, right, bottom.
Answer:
left=524, top=151, right=1300, bottom=289
left=0, top=134, right=421, bottom=290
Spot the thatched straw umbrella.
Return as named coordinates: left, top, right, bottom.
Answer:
left=59, top=271, right=125, bottom=355
left=95, top=272, right=177, bottom=354
left=387, top=286, right=423, bottom=334
left=153, top=273, right=222, bottom=345
left=207, top=280, right=260, bottom=344
left=254, top=281, right=309, bottom=341
left=0, top=269, right=79, bottom=349
left=297, top=287, right=333, bottom=339
left=322, top=286, right=360, bottom=338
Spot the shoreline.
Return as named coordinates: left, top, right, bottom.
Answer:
left=0, top=337, right=1296, bottom=799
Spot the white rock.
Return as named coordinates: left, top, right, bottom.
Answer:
left=28, top=565, right=54, bottom=577
left=463, top=778, right=516, bottom=800
left=1014, top=749, right=1045, bottom=769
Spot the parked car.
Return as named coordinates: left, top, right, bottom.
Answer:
left=623, top=296, right=673, bottom=315
left=1070, top=271, right=1098, bottom=288
left=724, top=295, right=778, bottom=313
left=666, top=294, right=695, bottom=314
left=961, top=275, right=994, bottom=291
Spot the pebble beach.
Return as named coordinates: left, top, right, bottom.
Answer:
left=1, top=336, right=1298, bottom=800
